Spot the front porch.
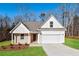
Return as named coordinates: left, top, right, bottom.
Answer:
left=11, top=33, right=39, bottom=44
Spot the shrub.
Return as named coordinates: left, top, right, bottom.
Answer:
left=18, top=43, right=22, bottom=46
left=18, top=46, right=21, bottom=49
left=1, top=46, right=6, bottom=49
left=10, top=44, right=13, bottom=46
left=10, top=46, right=15, bottom=49
left=25, top=43, right=28, bottom=45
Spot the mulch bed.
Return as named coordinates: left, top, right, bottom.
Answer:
left=0, top=44, right=29, bottom=51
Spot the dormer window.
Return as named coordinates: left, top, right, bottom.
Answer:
left=50, top=21, right=53, bottom=28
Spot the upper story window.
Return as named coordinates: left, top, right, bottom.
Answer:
left=21, top=34, right=24, bottom=39
left=50, top=21, right=53, bottom=28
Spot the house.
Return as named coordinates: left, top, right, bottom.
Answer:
left=10, top=15, right=65, bottom=44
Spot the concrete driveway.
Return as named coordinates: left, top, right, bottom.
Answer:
left=42, top=44, right=79, bottom=56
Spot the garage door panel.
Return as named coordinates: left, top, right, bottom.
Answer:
left=41, top=34, right=64, bottom=43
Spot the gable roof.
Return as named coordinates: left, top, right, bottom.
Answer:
left=10, top=21, right=43, bottom=33
left=10, top=15, right=65, bottom=33
left=10, top=22, right=30, bottom=33
left=10, top=22, right=21, bottom=33
left=41, top=15, right=64, bottom=28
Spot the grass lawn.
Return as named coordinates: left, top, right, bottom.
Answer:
left=65, top=38, right=79, bottom=49
left=0, top=47, right=47, bottom=56
left=0, top=41, right=46, bottom=56
left=0, top=41, right=11, bottom=46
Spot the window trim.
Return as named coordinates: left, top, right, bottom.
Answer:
left=50, top=21, right=53, bottom=27
left=21, top=34, right=24, bottom=39
left=50, top=21, right=53, bottom=24
left=50, top=24, right=53, bottom=27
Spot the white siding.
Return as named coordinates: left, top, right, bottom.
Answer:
left=13, top=34, right=29, bottom=44
left=13, top=23, right=29, bottom=33
left=41, top=31, right=65, bottom=34
left=17, top=34, right=28, bottom=44
left=41, top=15, right=64, bottom=28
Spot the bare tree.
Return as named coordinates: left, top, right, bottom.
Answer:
left=13, top=15, right=23, bottom=25
left=24, top=12, right=36, bottom=21
left=0, top=15, right=11, bottom=41
left=39, top=12, right=46, bottom=22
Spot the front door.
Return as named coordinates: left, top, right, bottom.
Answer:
left=31, top=34, right=37, bottom=43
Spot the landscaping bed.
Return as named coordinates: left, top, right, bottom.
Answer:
left=0, top=44, right=29, bottom=51
left=0, top=41, right=46, bottom=56
left=0, top=47, right=46, bottom=56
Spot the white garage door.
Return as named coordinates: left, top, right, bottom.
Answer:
left=41, top=34, right=64, bottom=43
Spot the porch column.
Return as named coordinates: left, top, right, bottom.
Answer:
left=11, top=33, right=13, bottom=44
left=27, top=33, right=31, bottom=44
left=38, top=33, right=40, bottom=43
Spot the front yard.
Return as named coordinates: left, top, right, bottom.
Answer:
left=65, top=38, right=79, bottom=49
left=0, top=41, right=10, bottom=46
left=0, top=41, right=46, bottom=56
left=0, top=37, right=79, bottom=56
left=0, top=46, right=46, bottom=56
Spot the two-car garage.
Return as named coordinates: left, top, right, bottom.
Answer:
left=39, top=30, right=65, bottom=44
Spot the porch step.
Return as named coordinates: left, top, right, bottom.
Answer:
left=30, top=42, right=41, bottom=47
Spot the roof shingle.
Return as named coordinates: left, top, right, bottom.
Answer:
left=23, top=21, right=43, bottom=31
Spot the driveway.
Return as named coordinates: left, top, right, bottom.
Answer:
left=42, top=44, right=79, bottom=56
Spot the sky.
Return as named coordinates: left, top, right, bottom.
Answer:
left=0, top=3, right=78, bottom=22
left=0, top=3, right=62, bottom=19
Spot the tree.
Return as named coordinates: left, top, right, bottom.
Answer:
left=0, top=15, right=4, bottom=31
left=13, top=15, right=23, bottom=25
left=24, top=12, right=36, bottom=21
left=16, top=4, right=33, bottom=22
left=39, top=12, right=46, bottom=22
left=0, top=15, right=11, bottom=41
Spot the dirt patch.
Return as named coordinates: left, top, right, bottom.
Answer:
left=0, top=44, right=29, bottom=51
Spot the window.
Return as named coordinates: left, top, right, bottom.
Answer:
left=21, top=34, right=24, bottom=39
left=50, top=21, right=53, bottom=27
